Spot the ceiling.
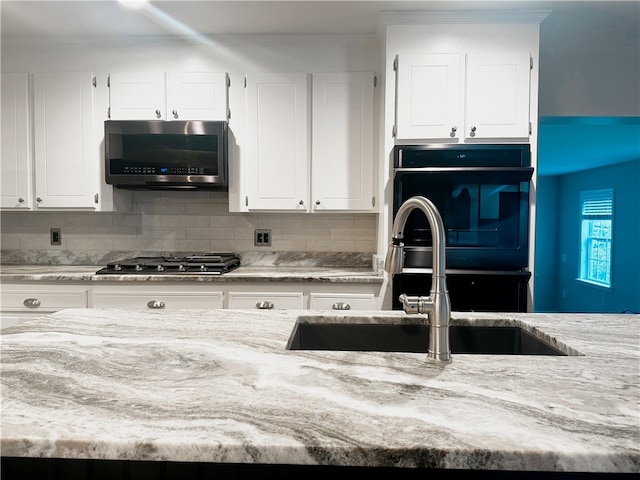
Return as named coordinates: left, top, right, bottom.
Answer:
left=1, top=0, right=637, bottom=40
left=1, top=0, right=639, bottom=176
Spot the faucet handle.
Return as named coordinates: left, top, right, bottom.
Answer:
left=399, top=293, right=421, bottom=314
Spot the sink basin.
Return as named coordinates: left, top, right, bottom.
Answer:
left=287, top=316, right=581, bottom=356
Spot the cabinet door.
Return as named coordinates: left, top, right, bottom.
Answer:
left=245, top=72, right=309, bottom=211
left=1, top=73, right=32, bottom=210
left=227, top=292, right=304, bottom=310
left=109, top=72, right=165, bottom=120
left=465, top=53, right=531, bottom=140
left=33, top=72, right=97, bottom=209
left=166, top=72, right=227, bottom=121
left=396, top=54, right=462, bottom=141
left=311, top=72, right=375, bottom=211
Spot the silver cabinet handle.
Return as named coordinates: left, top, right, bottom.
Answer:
left=315, top=200, right=321, bottom=205
left=255, top=301, right=274, bottom=310
left=23, top=298, right=41, bottom=308
left=18, top=197, right=24, bottom=204
left=155, top=109, right=162, bottom=118
left=147, top=300, right=165, bottom=309
left=299, top=200, right=304, bottom=205
left=36, top=197, right=42, bottom=203
left=470, top=126, right=477, bottom=137
left=172, top=110, right=178, bottom=119
left=450, top=126, right=457, bottom=137
left=331, top=302, right=351, bottom=310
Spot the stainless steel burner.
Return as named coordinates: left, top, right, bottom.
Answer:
left=95, top=253, right=241, bottom=275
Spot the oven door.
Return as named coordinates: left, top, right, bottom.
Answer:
left=393, top=167, right=533, bottom=270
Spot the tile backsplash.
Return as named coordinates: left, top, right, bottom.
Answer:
left=0, top=191, right=377, bottom=266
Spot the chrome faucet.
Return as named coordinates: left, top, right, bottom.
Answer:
left=385, top=196, right=452, bottom=363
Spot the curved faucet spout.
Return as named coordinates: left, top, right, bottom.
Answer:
left=385, top=196, right=451, bottom=363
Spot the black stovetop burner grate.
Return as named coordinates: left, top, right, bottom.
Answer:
left=96, top=252, right=241, bottom=275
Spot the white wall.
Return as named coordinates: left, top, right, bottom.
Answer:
left=538, top=5, right=640, bottom=117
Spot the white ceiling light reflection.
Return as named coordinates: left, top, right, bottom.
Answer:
left=117, top=0, right=216, bottom=47
left=117, top=0, right=149, bottom=10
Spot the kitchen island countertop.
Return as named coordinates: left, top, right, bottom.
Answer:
left=1, top=308, right=638, bottom=474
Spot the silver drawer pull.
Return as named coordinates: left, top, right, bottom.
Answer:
left=255, top=301, right=274, bottom=310
left=147, top=300, right=166, bottom=309
left=331, top=302, right=351, bottom=310
left=23, top=298, right=41, bottom=308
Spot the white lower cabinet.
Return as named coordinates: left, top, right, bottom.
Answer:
left=90, top=285, right=224, bottom=310
left=308, top=293, right=375, bottom=311
left=227, top=291, right=305, bottom=310
left=1, top=282, right=381, bottom=327
left=0, top=284, right=88, bottom=330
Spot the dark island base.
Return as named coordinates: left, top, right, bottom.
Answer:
left=1, top=458, right=635, bottom=480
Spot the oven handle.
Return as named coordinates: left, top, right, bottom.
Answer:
left=394, top=166, right=533, bottom=174
left=394, top=166, right=533, bottom=181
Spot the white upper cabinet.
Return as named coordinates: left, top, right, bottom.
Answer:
left=464, top=53, right=531, bottom=140
left=33, top=72, right=97, bottom=209
left=244, top=72, right=309, bottom=211
left=396, top=52, right=531, bottom=142
left=1, top=73, right=32, bottom=210
left=166, top=72, right=228, bottom=121
left=311, top=72, right=375, bottom=211
left=396, top=54, right=462, bottom=141
left=240, top=71, right=376, bottom=213
left=109, top=72, right=165, bottom=120
left=109, top=72, right=228, bottom=121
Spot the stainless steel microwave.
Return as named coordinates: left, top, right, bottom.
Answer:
left=105, top=120, right=228, bottom=190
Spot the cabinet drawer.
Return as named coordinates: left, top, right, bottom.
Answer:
left=309, top=293, right=375, bottom=311
left=1, top=288, right=88, bottom=312
left=227, top=292, right=304, bottom=310
left=92, top=291, right=223, bottom=310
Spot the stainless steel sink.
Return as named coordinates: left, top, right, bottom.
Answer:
left=286, top=316, right=582, bottom=356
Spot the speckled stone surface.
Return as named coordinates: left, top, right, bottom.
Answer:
left=0, top=265, right=383, bottom=284
left=0, top=250, right=375, bottom=269
left=1, top=309, right=638, bottom=473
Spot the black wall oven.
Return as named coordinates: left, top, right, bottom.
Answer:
left=392, top=144, right=533, bottom=312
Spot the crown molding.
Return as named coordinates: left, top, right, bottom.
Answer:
left=377, top=9, right=551, bottom=37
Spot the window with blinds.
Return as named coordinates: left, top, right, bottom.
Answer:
left=579, top=188, right=614, bottom=287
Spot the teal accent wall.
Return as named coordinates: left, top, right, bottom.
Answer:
left=533, top=175, right=560, bottom=312
left=535, top=159, right=640, bottom=312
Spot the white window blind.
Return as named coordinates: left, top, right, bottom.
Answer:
left=581, top=191, right=613, bottom=217
left=579, top=188, right=614, bottom=287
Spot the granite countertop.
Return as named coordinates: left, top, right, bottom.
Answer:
left=1, top=309, right=638, bottom=473
left=0, top=265, right=383, bottom=284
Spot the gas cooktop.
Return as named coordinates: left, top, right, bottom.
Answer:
left=95, top=253, right=241, bottom=275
